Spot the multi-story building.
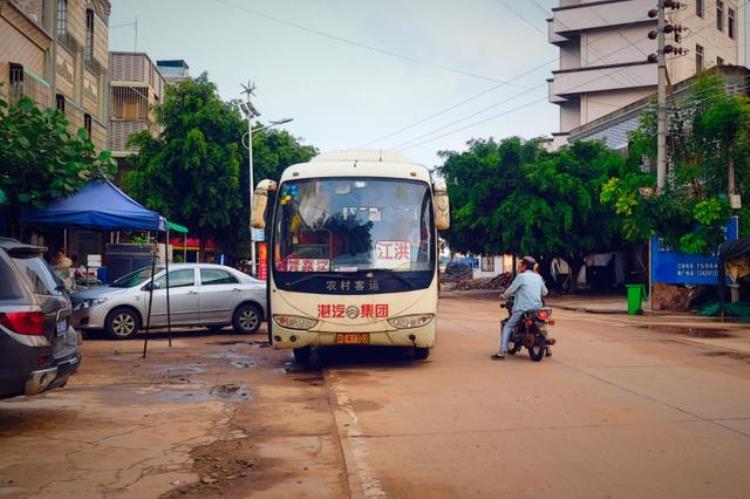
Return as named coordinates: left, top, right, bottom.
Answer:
left=108, top=51, right=166, bottom=187
left=0, top=0, right=111, bottom=151
left=548, top=0, right=743, bottom=148
left=567, top=65, right=750, bottom=149
left=155, top=59, right=190, bottom=84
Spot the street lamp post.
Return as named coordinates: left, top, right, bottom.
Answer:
left=239, top=82, right=293, bottom=276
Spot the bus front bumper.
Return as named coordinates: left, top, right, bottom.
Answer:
left=271, top=321, right=436, bottom=350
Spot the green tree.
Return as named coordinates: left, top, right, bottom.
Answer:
left=439, top=137, right=627, bottom=291
left=0, top=96, right=115, bottom=231
left=601, top=72, right=750, bottom=253
left=229, top=118, right=317, bottom=253
left=127, top=75, right=317, bottom=260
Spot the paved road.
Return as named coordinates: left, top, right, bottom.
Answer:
left=327, top=293, right=750, bottom=498
left=1, top=292, right=749, bottom=498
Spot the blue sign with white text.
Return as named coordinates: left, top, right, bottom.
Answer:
left=651, top=217, right=739, bottom=285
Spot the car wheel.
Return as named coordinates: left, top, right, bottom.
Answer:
left=105, top=307, right=140, bottom=340
left=232, top=303, right=262, bottom=334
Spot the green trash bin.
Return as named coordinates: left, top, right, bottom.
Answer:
left=626, top=284, right=645, bottom=315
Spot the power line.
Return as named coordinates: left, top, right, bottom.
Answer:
left=212, top=0, right=541, bottom=89
left=360, top=59, right=555, bottom=147
left=496, top=0, right=547, bottom=34
left=388, top=0, right=740, bottom=151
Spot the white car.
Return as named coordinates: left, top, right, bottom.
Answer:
left=71, top=264, right=266, bottom=339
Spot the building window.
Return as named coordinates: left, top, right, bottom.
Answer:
left=696, top=44, right=704, bottom=73
left=85, top=9, right=94, bottom=61
left=9, top=63, right=23, bottom=84
left=696, top=0, right=704, bottom=17
left=84, top=114, right=92, bottom=141
left=728, top=8, right=735, bottom=39
left=717, top=56, right=724, bottom=66
left=717, top=1, right=724, bottom=32
left=56, top=0, right=67, bottom=37
left=481, top=256, right=495, bottom=273
left=55, top=93, right=65, bottom=112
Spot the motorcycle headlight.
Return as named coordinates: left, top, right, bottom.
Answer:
left=273, top=315, right=318, bottom=330
left=387, top=314, right=434, bottom=329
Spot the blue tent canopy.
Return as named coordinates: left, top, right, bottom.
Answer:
left=21, top=179, right=166, bottom=231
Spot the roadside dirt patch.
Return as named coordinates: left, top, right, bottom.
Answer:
left=702, top=350, right=750, bottom=363
left=641, top=325, right=732, bottom=338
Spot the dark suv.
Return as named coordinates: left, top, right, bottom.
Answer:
left=0, top=238, right=80, bottom=398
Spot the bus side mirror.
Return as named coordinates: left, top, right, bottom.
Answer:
left=251, top=179, right=277, bottom=229
left=433, top=180, right=450, bottom=231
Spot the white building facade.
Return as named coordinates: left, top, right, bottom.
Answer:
left=548, top=0, right=744, bottom=148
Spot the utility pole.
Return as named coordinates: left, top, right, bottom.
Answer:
left=656, top=1, right=667, bottom=193
left=240, top=82, right=260, bottom=276
left=648, top=1, right=686, bottom=193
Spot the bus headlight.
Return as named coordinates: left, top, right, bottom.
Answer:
left=388, top=314, right=434, bottom=329
left=273, top=315, right=318, bottom=330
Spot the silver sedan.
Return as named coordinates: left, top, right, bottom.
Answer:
left=70, top=264, right=267, bottom=339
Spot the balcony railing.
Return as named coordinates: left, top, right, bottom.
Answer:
left=109, top=120, right=149, bottom=153
left=8, top=67, right=51, bottom=107
left=549, top=62, right=657, bottom=99
left=550, top=0, right=654, bottom=42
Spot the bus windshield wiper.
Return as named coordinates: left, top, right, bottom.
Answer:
left=372, top=269, right=416, bottom=289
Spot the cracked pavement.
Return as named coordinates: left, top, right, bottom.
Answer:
left=1, top=293, right=750, bottom=498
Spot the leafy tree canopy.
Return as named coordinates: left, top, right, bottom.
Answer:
left=439, top=137, right=628, bottom=286
left=126, top=74, right=316, bottom=257
left=601, top=73, right=750, bottom=253
left=0, top=96, right=114, bottom=208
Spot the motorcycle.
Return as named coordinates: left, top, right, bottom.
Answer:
left=501, top=297, right=556, bottom=362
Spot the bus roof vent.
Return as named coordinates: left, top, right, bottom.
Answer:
left=311, top=149, right=414, bottom=164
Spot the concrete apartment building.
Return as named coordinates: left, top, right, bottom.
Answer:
left=0, top=0, right=111, bottom=151
left=548, top=0, right=744, bottom=148
left=108, top=51, right=167, bottom=187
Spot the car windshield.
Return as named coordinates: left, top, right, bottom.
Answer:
left=110, top=266, right=164, bottom=288
left=273, top=178, right=434, bottom=273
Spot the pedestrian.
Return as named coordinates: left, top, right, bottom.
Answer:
left=51, top=248, right=74, bottom=290
left=492, top=256, right=548, bottom=360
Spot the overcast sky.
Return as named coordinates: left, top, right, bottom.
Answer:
left=109, top=0, right=559, bottom=168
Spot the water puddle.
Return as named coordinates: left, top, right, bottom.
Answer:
left=104, top=385, right=213, bottom=404
left=209, top=383, right=253, bottom=402
left=230, top=360, right=256, bottom=369
left=641, top=326, right=732, bottom=338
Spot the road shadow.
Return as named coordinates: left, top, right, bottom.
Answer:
left=81, top=326, right=269, bottom=341
left=305, top=345, right=425, bottom=370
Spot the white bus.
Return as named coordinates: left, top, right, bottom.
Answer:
left=251, top=150, right=450, bottom=362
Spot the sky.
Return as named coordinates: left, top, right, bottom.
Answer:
left=109, top=0, right=559, bottom=168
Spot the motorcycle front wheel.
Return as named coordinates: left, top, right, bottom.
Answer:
left=507, top=336, right=522, bottom=355
left=528, top=333, right=546, bottom=362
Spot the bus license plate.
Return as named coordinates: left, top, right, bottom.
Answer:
left=336, top=333, right=369, bottom=345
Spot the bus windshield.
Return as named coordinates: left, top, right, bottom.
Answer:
left=273, top=178, right=434, bottom=274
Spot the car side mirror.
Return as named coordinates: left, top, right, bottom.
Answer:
left=143, top=281, right=161, bottom=291
left=433, top=180, right=450, bottom=231
left=251, top=179, right=278, bottom=230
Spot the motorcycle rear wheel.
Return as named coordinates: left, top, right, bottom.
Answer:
left=528, top=333, right=546, bottom=362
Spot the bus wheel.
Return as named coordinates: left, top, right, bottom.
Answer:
left=293, top=346, right=312, bottom=364
left=414, top=347, right=430, bottom=360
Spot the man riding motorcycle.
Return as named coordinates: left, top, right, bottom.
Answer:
left=492, top=256, right=548, bottom=361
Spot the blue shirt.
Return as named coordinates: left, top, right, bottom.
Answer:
left=502, top=270, right=548, bottom=312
